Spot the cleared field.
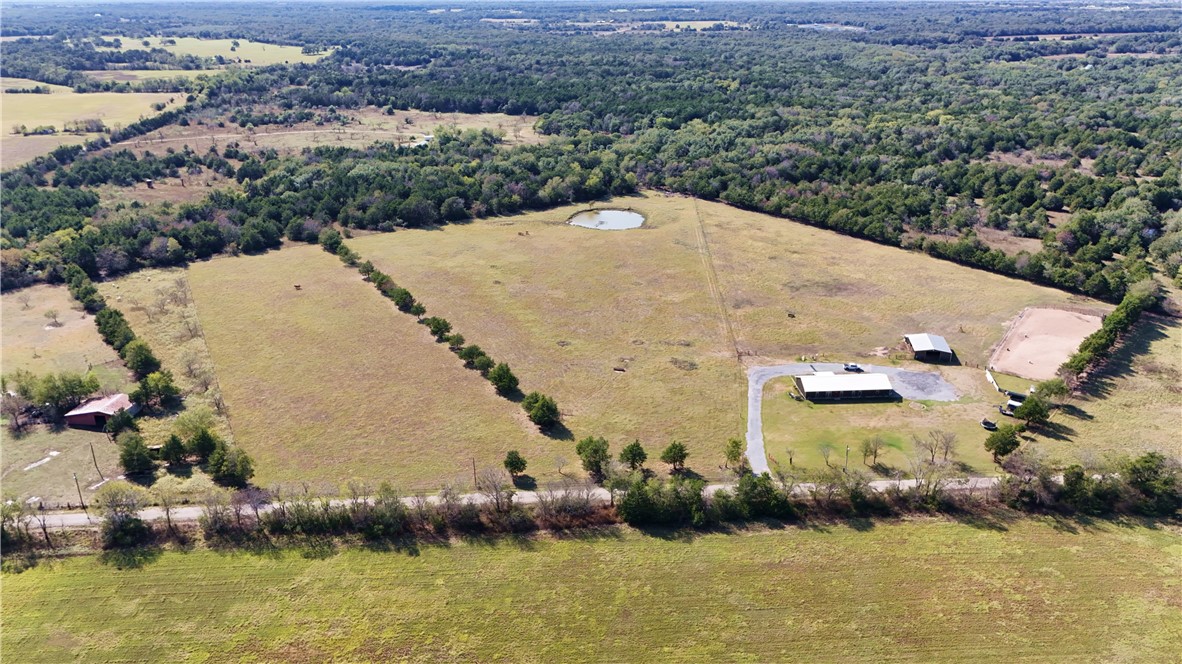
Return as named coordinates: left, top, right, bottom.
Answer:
left=0, top=425, right=119, bottom=506
left=81, top=69, right=204, bottom=83
left=115, top=107, right=542, bottom=157
left=1, top=88, right=179, bottom=165
left=4, top=520, right=1180, bottom=662
left=1026, top=316, right=1182, bottom=467
left=94, top=36, right=327, bottom=66
left=350, top=197, right=747, bottom=477
left=188, top=244, right=551, bottom=491
left=761, top=367, right=999, bottom=475
left=1, top=90, right=178, bottom=131
left=990, top=308, right=1103, bottom=381
left=352, top=193, right=1110, bottom=476
left=0, top=77, right=73, bottom=93
left=0, top=284, right=130, bottom=391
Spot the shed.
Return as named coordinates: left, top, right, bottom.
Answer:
left=63, top=394, right=138, bottom=428
left=792, top=372, right=895, bottom=401
left=904, top=333, right=953, bottom=363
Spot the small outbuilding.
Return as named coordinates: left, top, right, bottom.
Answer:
left=64, top=394, right=138, bottom=428
left=792, top=372, right=895, bottom=401
left=904, top=333, right=953, bottom=363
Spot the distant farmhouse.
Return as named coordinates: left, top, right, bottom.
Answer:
left=793, top=372, right=894, bottom=401
left=64, top=394, right=138, bottom=428
left=904, top=333, right=953, bottom=363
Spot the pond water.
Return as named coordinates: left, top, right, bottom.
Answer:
left=567, top=209, right=645, bottom=230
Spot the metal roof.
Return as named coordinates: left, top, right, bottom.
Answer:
left=794, top=372, right=893, bottom=393
left=905, top=333, right=952, bottom=354
left=64, top=393, right=134, bottom=417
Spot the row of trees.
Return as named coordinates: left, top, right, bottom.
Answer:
left=330, top=236, right=562, bottom=431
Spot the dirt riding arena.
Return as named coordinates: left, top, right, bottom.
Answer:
left=990, top=308, right=1104, bottom=380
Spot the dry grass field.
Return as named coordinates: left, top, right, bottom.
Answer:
left=3, top=519, right=1179, bottom=662
left=187, top=244, right=552, bottom=491
left=0, top=284, right=130, bottom=391
left=351, top=193, right=1110, bottom=476
left=350, top=197, right=747, bottom=477
left=80, top=69, right=204, bottom=83
left=1, top=86, right=179, bottom=166
left=113, top=107, right=542, bottom=158
left=93, top=37, right=328, bottom=66
left=96, top=268, right=234, bottom=447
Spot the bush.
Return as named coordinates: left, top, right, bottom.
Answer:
left=523, top=392, right=560, bottom=428
left=117, top=431, right=154, bottom=475
left=120, top=339, right=161, bottom=378
left=187, top=427, right=220, bottom=462
left=504, top=450, right=527, bottom=476
left=488, top=363, right=519, bottom=396
left=575, top=436, right=610, bottom=480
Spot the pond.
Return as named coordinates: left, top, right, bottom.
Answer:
left=567, top=209, right=645, bottom=230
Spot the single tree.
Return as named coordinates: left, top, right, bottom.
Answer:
left=17, top=293, right=31, bottom=310
left=161, top=434, right=187, bottom=466
left=44, top=309, right=60, bottom=326
left=1014, top=395, right=1051, bottom=428
left=104, top=408, right=138, bottom=438
left=522, top=392, right=560, bottom=428
left=208, top=441, right=254, bottom=488
left=1035, top=378, right=1069, bottom=404
left=575, top=436, right=611, bottom=480
left=173, top=407, right=216, bottom=441
left=153, top=474, right=184, bottom=534
left=860, top=435, right=885, bottom=466
left=619, top=440, right=648, bottom=471
left=187, top=427, right=220, bottom=462
left=473, top=355, right=495, bottom=376
left=724, top=437, right=745, bottom=469
left=985, top=424, right=1022, bottom=463
left=504, top=450, right=527, bottom=477
left=819, top=442, right=836, bottom=468
left=120, top=339, right=161, bottom=378
left=117, top=431, right=154, bottom=475
left=131, top=370, right=180, bottom=410
left=660, top=441, right=689, bottom=473
left=488, top=363, right=519, bottom=395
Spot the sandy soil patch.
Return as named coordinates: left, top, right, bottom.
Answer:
left=989, top=307, right=1104, bottom=380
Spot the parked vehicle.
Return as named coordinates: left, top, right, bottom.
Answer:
left=843, top=363, right=863, bottom=372
left=981, top=418, right=998, bottom=431
left=998, top=405, right=1015, bottom=417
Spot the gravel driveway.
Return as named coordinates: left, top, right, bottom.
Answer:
left=744, top=363, right=959, bottom=474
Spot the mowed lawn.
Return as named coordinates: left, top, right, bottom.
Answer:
left=188, top=245, right=550, bottom=490
left=4, top=520, right=1180, bottom=662
left=349, top=196, right=747, bottom=476
left=761, top=368, right=1001, bottom=475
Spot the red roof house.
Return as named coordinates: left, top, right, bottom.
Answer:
left=64, top=394, right=139, bottom=428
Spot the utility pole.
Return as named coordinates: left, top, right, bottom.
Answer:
left=844, top=446, right=850, bottom=471
left=73, top=473, right=88, bottom=518
left=471, top=457, right=478, bottom=490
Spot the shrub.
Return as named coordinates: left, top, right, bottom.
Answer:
left=523, top=393, right=560, bottom=428
left=488, top=363, right=519, bottom=395
left=117, top=431, right=154, bottom=475
left=575, top=436, right=610, bottom=480
left=504, top=450, right=527, bottom=477
left=120, top=339, right=161, bottom=378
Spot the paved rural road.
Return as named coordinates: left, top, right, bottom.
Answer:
left=37, top=477, right=1000, bottom=530
left=744, top=363, right=960, bottom=475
